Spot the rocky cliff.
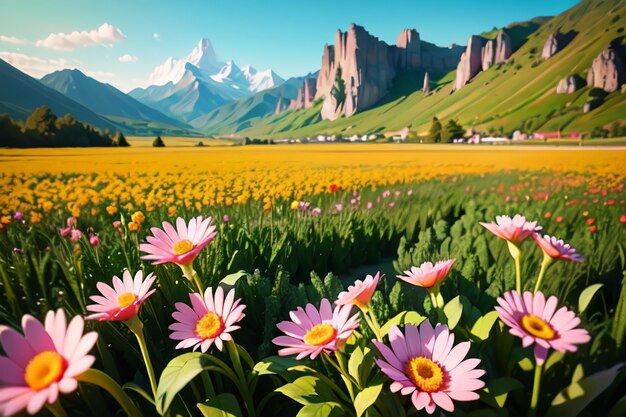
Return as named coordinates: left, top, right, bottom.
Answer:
left=315, top=24, right=462, bottom=121
left=556, top=74, right=585, bottom=94
left=289, top=78, right=317, bottom=110
left=455, top=30, right=512, bottom=91
left=587, top=45, right=625, bottom=93
left=541, top=30, right=577, bottom=59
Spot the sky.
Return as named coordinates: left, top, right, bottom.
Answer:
left=1, top=0, right=581, bottom=92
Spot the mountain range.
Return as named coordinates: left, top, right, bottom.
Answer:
left=128, top=38, right=284, bottom=122
left=0, top=0, right=624, bottom=142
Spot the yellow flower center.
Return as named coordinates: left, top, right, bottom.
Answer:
left=117, top=292, right=137, bottom=308
left=173, top=239, right=194, bottom=255
left=303, top=323, right=337, bottom=346
left=521, top=314, right=556, bottom=340
left=196, top=312, right=224, bottom=339
left=24, top=351, right=66, bottom=391
left=405, top=356, right=444, bottom=392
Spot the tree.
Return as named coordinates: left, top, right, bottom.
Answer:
left=152, top=136, right=165, bottom=147
left=113, top=131, right=130, bottom=147
left=24, top=106, right=57, bottom=134
left=443, top=119, right=465, bottom=143
left=331, top=66, right=346, bottom=113
left=428, top=116, right=442, bottom=143
left=610, top=122, right=621, bottom=138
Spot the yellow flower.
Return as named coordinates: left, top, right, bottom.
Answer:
left=71, top=206, right=81, bottom=217
left=91, top=208, right=98, bottom=216
left=30, top=212, right=43, bottom=223
left=106, top=205, right=118, bottom=215
left=290, top=200, right=299, bottom=210
left=168, top=206, right=177, bottom=216
left=1, top=215, right=11, bottom=225
left=42, top=201, right=53, bottom=212
left=128, top=221, right=139, bottom=231
left=131, top=211, right=145, bottom=224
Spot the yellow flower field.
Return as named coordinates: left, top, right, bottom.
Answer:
left=1, top=144, right=625, bottom=214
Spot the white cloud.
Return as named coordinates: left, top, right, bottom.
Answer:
left=36, top=23, right=125, bottom=51
left=153, top=33, right=160, bottom=40
left=0, top=35, right=29, bottom=45
left=118, top=54, right=138, bottom=62
left=0, top=51, right=67, bottom=78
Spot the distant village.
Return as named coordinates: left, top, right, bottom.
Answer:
left=267, top=129, right=583, bottom=145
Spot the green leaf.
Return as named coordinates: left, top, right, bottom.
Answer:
left=354, top=384, right=383, bottom=417
left=578, top=283, right=603, bottom=313
left=123, top=382, right=155, bottom=406
left=470, top=311, right=500, bottom=341
left=197, top=394, right=243, bottom=417
left=546, top=364, right=624, bottom=417
left=296, top=402, right=345, bottom=417
left=219, top=271, right=247, bottom=289
left=607, top=395, right=626, bottom=417
left=380, top=311, right=425, bottom=336
left=276, top=375, right=337, bottom=405
left=544, top=351, right=564, bottom=372
left=253, top=355, right=301, bottom=376
left=484, top=377, right=524, bottom=407
left=156, top=352, right=218, bottom=414
left=444, top=296, right=463, bottom=330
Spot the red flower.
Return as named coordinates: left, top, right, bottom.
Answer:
left=555, top=216, right=563, bottom=223
left=544, top=212, right=551, bottom=219
left=589, top=225, right=597, bottom=233
left=586, top=218, right=595, bottom=225
left=329, top=183, right=340, bottom=192
left=620, top=215, right=626, bottom=223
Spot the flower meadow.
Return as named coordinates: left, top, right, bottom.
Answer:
left=0, top=170, right=625, bottom=417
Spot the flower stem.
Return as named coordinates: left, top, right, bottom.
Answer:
left=329, top=351, right=357, bottom=400
left=507, top=241, right=523, bottom=293
left=528, top=362, right=544, bottom=417
left=180, top=264, right=203, bottom=293
left=46, top=401, right=69, bottom=417
left=534, top=254, right=554, bottom=293
left=226, top=341, right=256, bottom=417
left=429, top=290, right=439, bottom=309
left=77, top=369, right=142, bottom=417
left=125, top=315, right=158, bottom=400
left=360, top=307, right=382, bottom=341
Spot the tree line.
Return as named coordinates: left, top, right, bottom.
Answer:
left=0, top=106, right=129, bottom=148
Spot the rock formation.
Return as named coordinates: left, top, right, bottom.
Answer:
left=456, top=30, right=512, bottom=90
left=481, top=40, right=494, bottom=71
left=556, top=74, right=585, bottom=94
left=587, top=45, right=625, bottom=93
left=542, top=30, right=577, bottom=59
left=395, top=29, right=421, bottom=70
left=288, top=78, right=318, bottom=111
left=314, top=24, right=462, bottom=121
left=423, top=72, right=430, bottom=95
left=583, top=98, right=603, bottom=113
left=495, top=31, right=512, bottom=64
left=454, top=35, right=485, bottom=91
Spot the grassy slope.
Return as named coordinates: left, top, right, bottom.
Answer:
left=234, top=0, right=626, bottom=138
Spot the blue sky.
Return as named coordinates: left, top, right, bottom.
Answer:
left=1, top=0, right=580, bottom=92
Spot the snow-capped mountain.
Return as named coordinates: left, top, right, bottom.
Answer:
left=131, top=38, right=284, bottom=121
left=147, top=38, right=220, bottom=86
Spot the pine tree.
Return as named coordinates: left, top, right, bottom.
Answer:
left=152, top=136, right=165, bottom=147
left=443, top=119, right=465, bottom=143
left=428, top=116, right=443, bottom=143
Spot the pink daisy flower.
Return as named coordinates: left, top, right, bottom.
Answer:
left=495, top=290, right=590, bottom=364
left=335, top=272, right=381, bottom=309
left=0, top=310, right=98, bottom=417
left=169, top=286, right=245, bottom=352
left=396, top=260, right=455, bottom=289
left=532, top=233, right=584, bottom=262
left=139, top=216, right=217, bottom=266
left=273, top=299, right=359, bottom=360
left=480, top=214, right=541, bottom=244
left=86, top=270, right=157, bottom=322
left=373, top=321, right=485, bottom=415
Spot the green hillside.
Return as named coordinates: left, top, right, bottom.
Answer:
left=231, top=0, right=626, bottom=139
left=190, top=74, right=314, bottom=134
